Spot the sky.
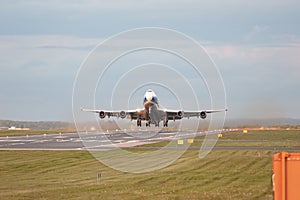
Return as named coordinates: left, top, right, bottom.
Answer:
left=0, top=0, right=299, bottom=121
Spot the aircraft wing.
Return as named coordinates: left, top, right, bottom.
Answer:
left=81, top=108, right=145, bottom=120
left=163, top=108, right=228, bottom=120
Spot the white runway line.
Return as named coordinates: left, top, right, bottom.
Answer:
left=30, top=140, right=51, bottom=144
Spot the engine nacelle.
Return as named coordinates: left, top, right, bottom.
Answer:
left=99, top=111, right=106, bottom=119
left=177, top=111, right=184, bottom=118
left=120, top=111, right=126, bottom=119
left=200, top=111, right=207, bottom=119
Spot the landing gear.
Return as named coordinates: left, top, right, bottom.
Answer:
left=137, top=119, right=142, bottom=127
left=163, top=117, right=168, bottom=127
left=163, top=120, right=168, bottom=127
left=146, top=119, right=151, bottom=127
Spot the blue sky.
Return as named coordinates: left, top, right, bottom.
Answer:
left=0, top=0, right=299, bottom=121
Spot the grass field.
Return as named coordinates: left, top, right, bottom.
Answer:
left=0, top=130, right=299, bottom=199
left=139, top=130, right=300, bottom=148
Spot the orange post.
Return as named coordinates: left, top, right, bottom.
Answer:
left=281, top=152, right=287, bottom=200
left=273, top=152, right=300, bottom=200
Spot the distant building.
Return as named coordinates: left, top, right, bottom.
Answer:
left=0, top=127, right=9, bottom=130
left=8, top=126, right=30, bottom=130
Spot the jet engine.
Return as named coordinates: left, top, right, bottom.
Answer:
left=99, top=111, right=106, bottom=119
left=120, top=111, right=126, bottom=119
left=200, top=111, right=207, bottom=119
left=177, top=111, right=184, bottom=118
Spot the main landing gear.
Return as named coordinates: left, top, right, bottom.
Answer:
left=146, top=119, right=151, bottom=127
left=136, top=119, right=168, bottom=127
left=163, top=120, right=168, bottom=127
left=137, top=119, right=151, bottom=127
left=137, top=119, right=142, bottom=127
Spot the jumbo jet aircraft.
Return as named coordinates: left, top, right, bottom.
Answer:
left=82, top=89, right=227, bottom=127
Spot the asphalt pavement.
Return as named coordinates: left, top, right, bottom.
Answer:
left=1, top=130, right=299, bottom=151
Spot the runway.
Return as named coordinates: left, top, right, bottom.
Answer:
left=0, top=130, right=204, bottom=150
left=1, top=131, right=300, bottom=151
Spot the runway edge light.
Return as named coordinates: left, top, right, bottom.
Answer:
left=177, top=140, right=184, bottom=145
left=188, top=139, right=194, bottom=144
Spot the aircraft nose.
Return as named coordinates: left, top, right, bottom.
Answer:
left=144, top=96, right=152, bottom=103
left=145, top=92, right=153, bottom=101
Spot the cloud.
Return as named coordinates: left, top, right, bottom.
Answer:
left=244, top=25, right=269, bottom=42
left=1, top=32, right=300, bottom=120
left=1, top=0, right=300, bottom=40
left=204, top=37, right=300, bottom=119
left=0, top=0, right=300, bottom=120
left=0, top=35, right=100, bottom=120
left=0, top=35, right=100, bottom=70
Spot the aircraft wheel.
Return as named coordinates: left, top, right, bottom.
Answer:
left=137, top=119, right=142, bottom=127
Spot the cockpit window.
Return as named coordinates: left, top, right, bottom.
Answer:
left=152, top=96, right=158, bottom=104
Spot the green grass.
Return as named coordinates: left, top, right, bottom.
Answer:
left=219, top=130, right=300, bottom=141
left=0, top=150, right=275, bottom=200
left=1, top=130, right=299, bottom=199
left=139, top=130, right=300, bottom=148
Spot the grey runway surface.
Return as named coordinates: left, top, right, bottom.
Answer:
left=0, top=130, right=204, bottom=150
left=0, top=130, right=299, bottom=151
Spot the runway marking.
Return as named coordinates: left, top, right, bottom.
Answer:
left=113, top=140, right=125, bottom=143
left=0, top=139, right=35, bottom=142
left=56, top=139, right=71, bottom=142
left=3, top=131, right=297, bottom=151
left=53, top=137, right=68, bottom=139
left=9, top=142, right=26, bottom=146
left=71, top=140, right=83, bottom=143
left=123, top=136, right=134, bottom=139
left=30, top=140, right=51, bottom=144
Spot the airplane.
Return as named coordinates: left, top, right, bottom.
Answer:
left=81, top=89, right=227, bottom=127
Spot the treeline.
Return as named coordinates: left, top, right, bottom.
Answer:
left=0, top=120, right=74, bottom=130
